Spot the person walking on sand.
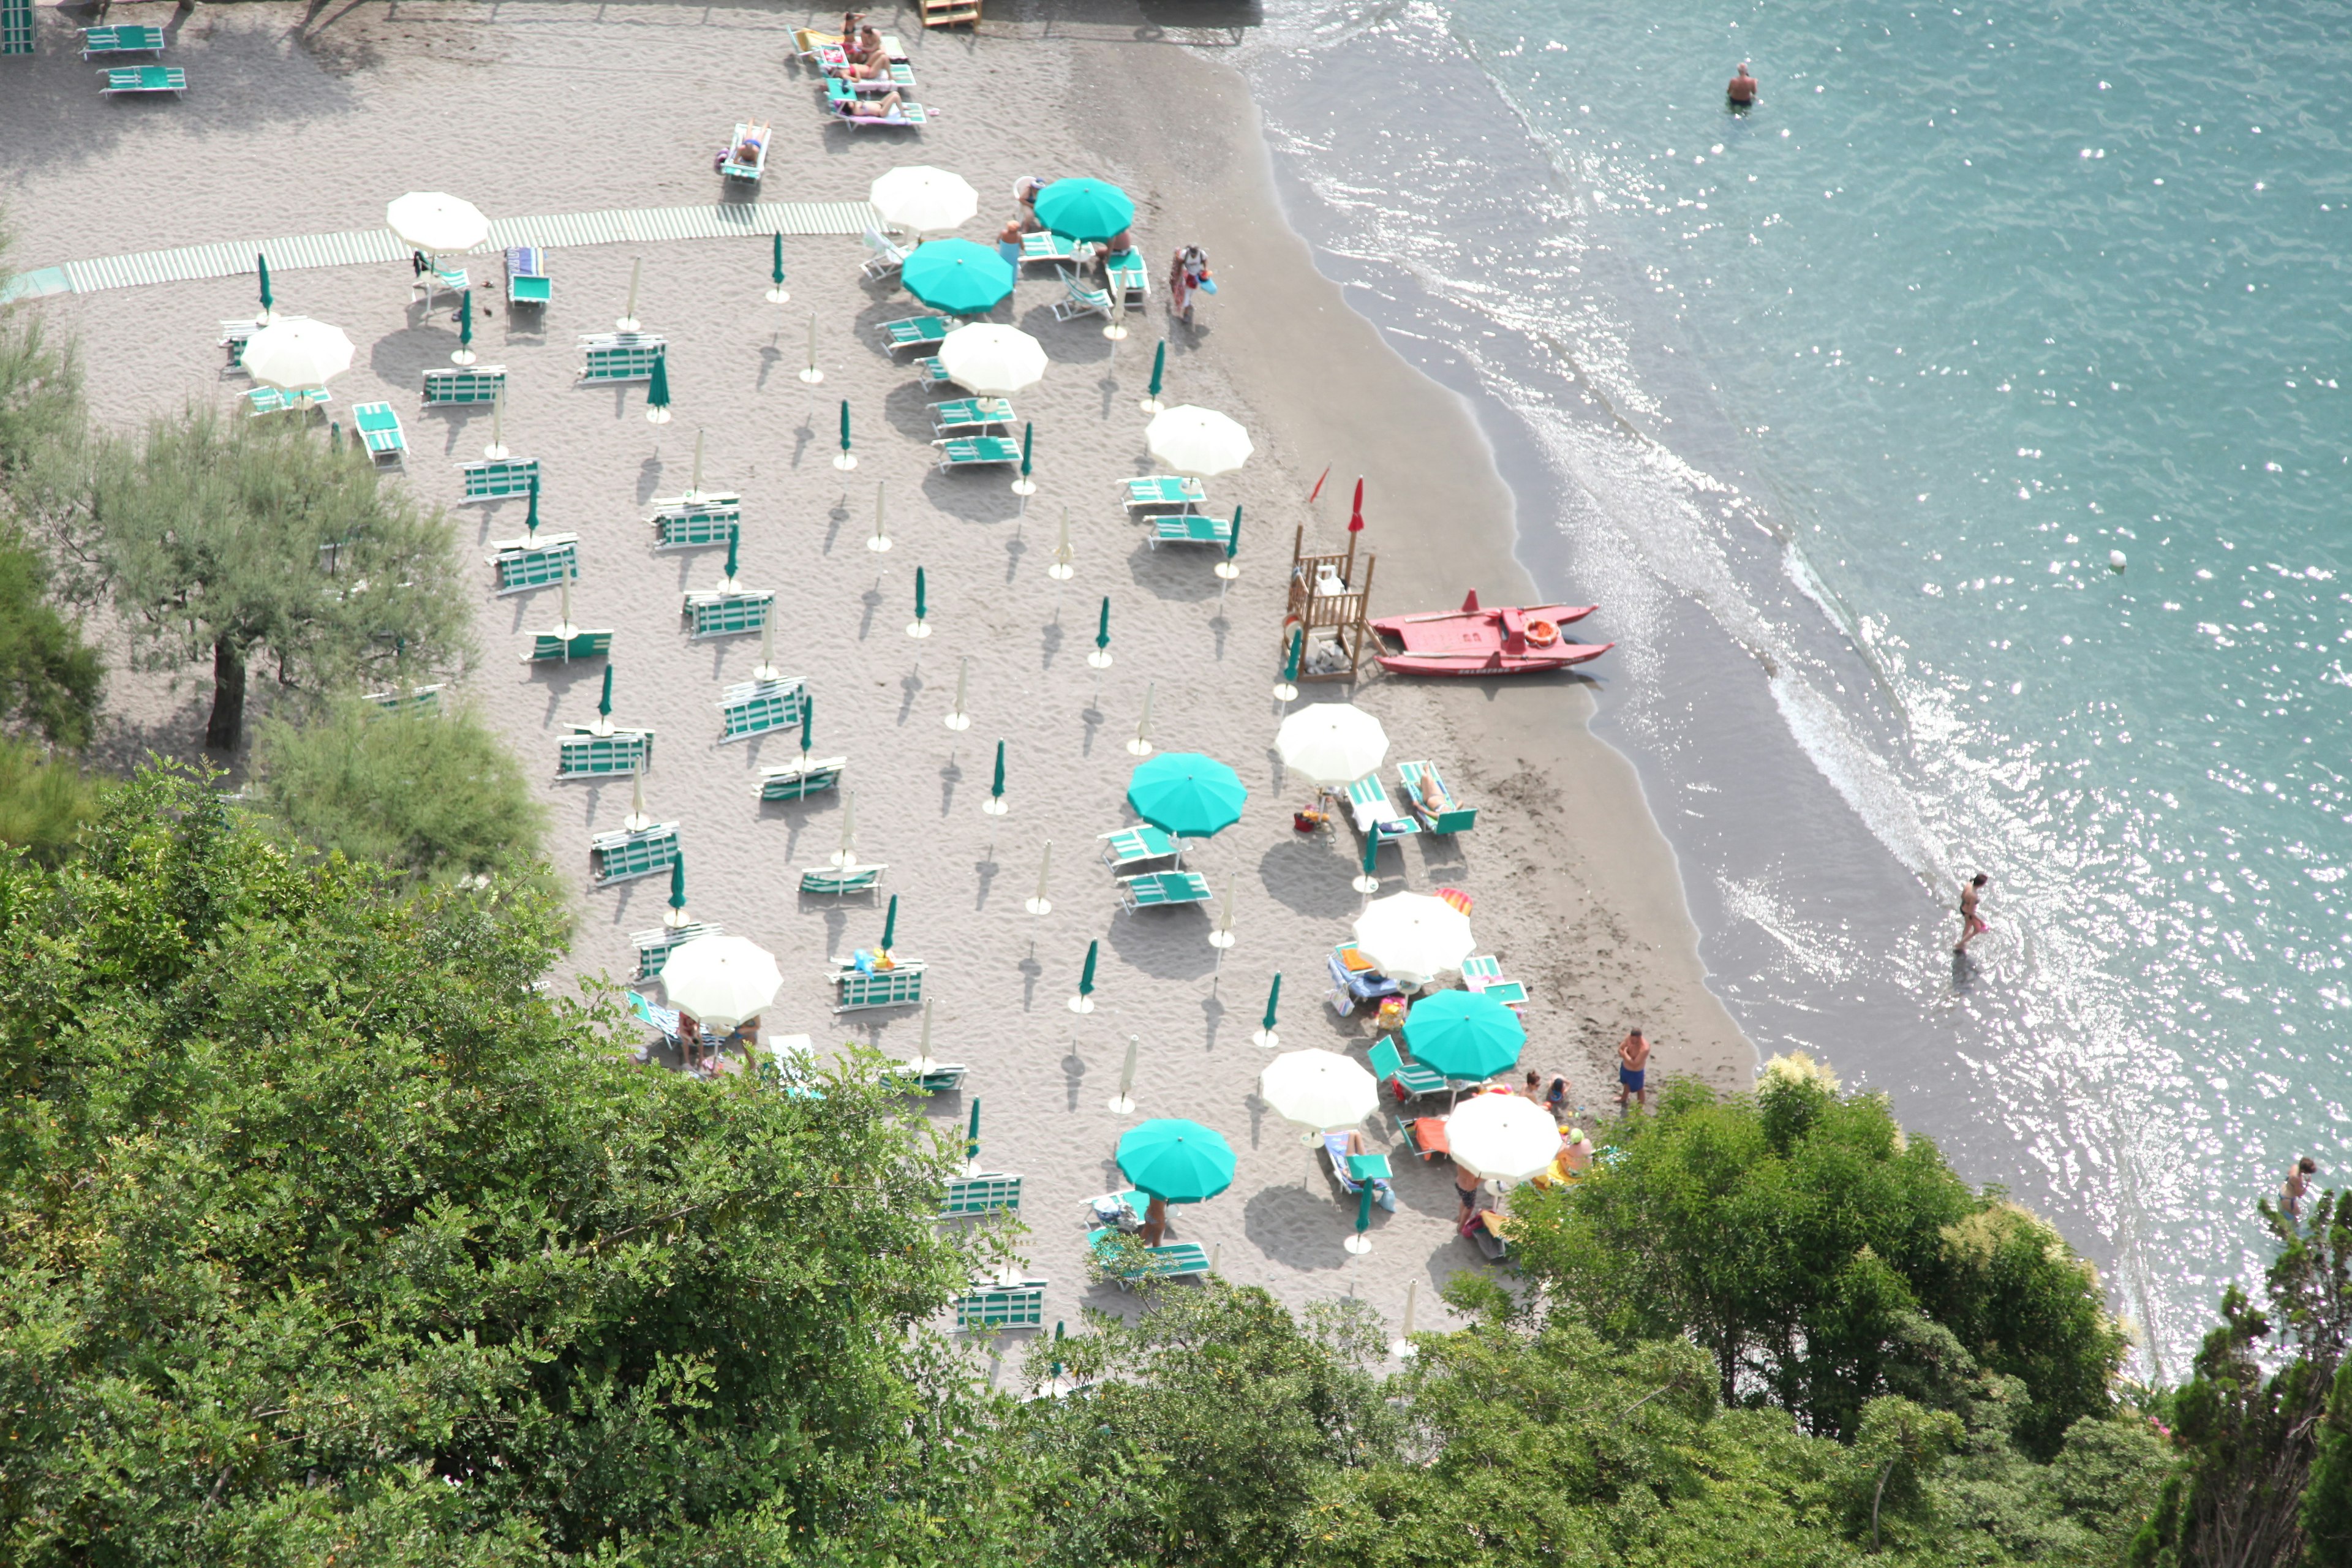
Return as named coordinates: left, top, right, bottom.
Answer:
left=1616, top=1027, right=1651, bottom=1111
left=1956, top=873, right=1990, bottom=954
left=1728, top=62, right=1758, bottom=105
left=2284, top=1155, right=2320, bottom=1221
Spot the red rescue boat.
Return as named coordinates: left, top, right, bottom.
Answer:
left=1370, top=590, right=1612, bottom=677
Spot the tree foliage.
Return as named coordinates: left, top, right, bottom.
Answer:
left=86, top=407, right=470, bottom=751
left=0, top=529, right=102, bottom=747
left=0, top=736, right=100, bottom=864
left=0, top=763, right=981, bottom=1566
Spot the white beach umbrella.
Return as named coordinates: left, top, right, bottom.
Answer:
left=1146, top=404, right=1253, bottom=477
left=870, top=165, right=979, bottom=235
left=1351, top=891, right=1476, bottom=987
left=239, top=317, right=354, bottom=393
left=386, top=192, right=489, bottom=255
left=1275, top=702, right=1389, bottom=788
left=1259, top=1048, right=1379, bottom=1134
left=658, top=933, right=782, bottom=1030
left=938, top=323, right=1047, bottom=398
left=1446, top=1092, right=1562, bottom=1183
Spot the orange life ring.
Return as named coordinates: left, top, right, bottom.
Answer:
left=1525, top=618, right=1560, bottom=647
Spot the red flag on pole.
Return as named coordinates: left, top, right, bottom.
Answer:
left=1348, top=477, right=1365, bottom=533
left=1308, top=464, right=1331, bottom=504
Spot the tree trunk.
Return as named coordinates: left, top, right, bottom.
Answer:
left=205, top=638, right=247, bottom=752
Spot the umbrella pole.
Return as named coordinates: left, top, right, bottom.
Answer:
left=1392, top=1280, right=1419, bottom=1359
left=799, top=311, right=824, bottom=384
left=617, top=257, right=643, bottom=333
left=944, top=656, right=971, bottom=731
left=1107, top=1033, right=1137, bottom=1114
left=1047, top=505, right=1074, bottom=581
left=1124, top=681, right=1155, bottom=757
left=868, top=480, right=891, bottom=554
left=1025, top=840, right=1052, bottom=915
left=484, top=390, right=507, bottom=459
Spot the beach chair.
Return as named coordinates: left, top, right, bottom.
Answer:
left=1018, top=231, right=1091, bottom=270
left=458, top=457, right=540, bottom=502
left=1346, top=774, right=1420, bottom=849
left=1098, top=824, right=1178, bottom=870
left=649, top=496, right=743, bottom=550
left=505, top=247, right=551, bottom=312
left=1117, top=870, right=1212, bottom=912
left=100, top=65, right=186, bottom=96
left=954, top=1277, right=1047, bottom=1330
left=1397, top=761, right=1477, bottom=834
left=415, top=263, right=469, bottom=312
left=755, top=757, right=846, bottom=802
left=791, top=26, right=838, bottom=58
left=1049, top=269, right=1114, bottom=323
left=882, top=1060, right=968, bottom=1095
left=556, top=728, right=654, bottom=779
left=682, top=590, right=774, bottom=640
left=911, top=356, right=953, bottom=386
left=935, top=436, right=1020, bottom=472
left=878, top=315, right=951, bottom=355
left=576, top=333, right=668, bottom=383
left=942, top=1172, right=1020, bottom=1217
left=860, top=227, right=911, bottom=281
left=1460, top=954, right=1528, bottom=1011
left=1083, top=1189, right=1152, bottom=1232
left=521, top=628, right=612, bottom=663
left=243, top=385, right=330, bottom=417
left=421, top=365, right=507, bottom=407
left=1327, top=944, right=1404, bottom=1019
left=716, top=677, right=809, bottom=743
left=928, top=397, right=1014, bottom=437
left=1368, top=1038, right=1450, bottom=1104
left=831, top=97, right=930, bottom=128
left=219, top=319, right=260, bottom=371
left=718, top=121, right=771, bottom=181
left=588, top=823, right=680, bottom=886
left=831, top=955, right=924, bottom=1011
left=1119, top=475, right=1206, bottom=516
left=800, top=862, right=886, bottom=897
left=1087, top=1229, right=1210, bottom=1289
left=630, top=920, right=723, bottom=981
left=82, top=24, right=167, bottom=56
left=488, top=533, right=579, bottom=594
left=1148, top=512, right=1234, bottom=551
left=1322, top=1135, right=1400, bottom=1208
left=1104, top=249, right=1149, bottom=307
left=352, top=402, right=406, bottom=467
left=1395, top=1109, right=1452, bottom=1161
left=363, top=684, right=444, bottom=716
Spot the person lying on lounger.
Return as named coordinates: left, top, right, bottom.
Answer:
left=1412, top=771, right=1453, bottom=815
left=848, top=26, right=891, bottom=78
left=838, top=89, right=908, bottom=118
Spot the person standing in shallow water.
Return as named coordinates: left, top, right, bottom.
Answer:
left=1728, top=62, right=1758, bottom=107
left=1956, top=873, right=1990, bottom=954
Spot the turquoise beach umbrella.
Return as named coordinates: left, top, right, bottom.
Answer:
left=1400, top=989, right=1527, bottom=1081
left=1035, top=178, right=1136, bottom=244
left=1116, top=1118, right=1236, bottom=1204
left=1126, top=752, right=1246, bottom=840
left=901, top=238, right=1015, bottom=316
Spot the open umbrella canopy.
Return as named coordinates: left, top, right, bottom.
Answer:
left=1446, top=1091, right=1562, bottom=1182
left=1356, top=892, right=1479, bottom=990
left=1400, top=987, right=1523, bottom=1079
left=240, top=317, right=354, bottom=391
left=938, top=323, right=1047, bottom=397
left=660, top=933, right=782, bottom=1030
left=1116, top=1118, right=1236, bottom=1204
left=870, top=165, right=979, bottom=234
left=902, top=238, right=1015, bottom=316
left=1145, top=404, right=1253, bottom=477
left=1035, top=177, right=1136, bottom=243
left=1259, top=1049, right=1378, bottom=1133
left=1275, top=702, right=1389, bottom=787
left=1126, top=751, right=1246, bottom=840
left=386, top=192, right=489, bottom=254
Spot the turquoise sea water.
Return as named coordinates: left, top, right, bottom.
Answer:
left=1232, top=0, right=2352, bottom=1373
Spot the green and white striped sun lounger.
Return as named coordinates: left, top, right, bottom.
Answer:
left=101, top=66, right=185, bottom=96
left=954, top=1278, right=1047, bottom=1330
left=417, top=265, right=469, bottom=311
left=682, top=590, right=773, bottom=639
left=935, top=437, right=1020, bottom=472
left=1087, top=1229, right=1210, bottom=1288
left=716, top=677, right=807, bottom=742
left=1368, top=1038, right=1450, bottom=1102
left=458, top=457, right=540, bottom=502
left=1397, top=760, right=1478, bottom=834
left=1099, top=824, right=1178, bottom=869
left=421, top=366, right=506, bottom=407
left=1104, top=250, right=1149, bottom=307
left=589, top=823, right=679, bottom=885
left=576, top=333, right=668, bottom=383
left=801, top=862, right=885, bottom=897
left=557, top=727, right=653, bottom=778
left=1120, top=475, right=1205, bottom=515
left=488, top=533, right=579, bottom=594
left=352, top=402, right=405, bottom=466
left=1050, top=269, right=1115, bottom=323
left=505, top=247, right=550, bottom=311
left=911, top=356, right=952, bottom=385
left=631, top=920, right=723, bottom=981
left=1149, top=512, right=1234, bottom=549
left=1118, top=870, right=1213, bottom=912
left=521, top=628, right=612, bottom=663
left=831, top=956, right=924, bottom=1011
left=82, top=24, right=166, bottom=56
left=244, top=385, right=330, bottom=417
left=1346, top=774, right=1420, bottom=848
left=942, top=1172, right=1021, bottom=1216
left=364, top=684, right=443, bottom=715
left=826, top=85, right=931, bottom=127
left=1461, top=954, right=1528, bottom=1009
left=1018, top=231, right=1092, bottom=268
left=756, top=757, right=846, bottom=801
left=883, top=1060, right=968, bottom=1095
left=928, top=397, right=1014, bottom=436
left=650, top=496, right=743, bottom=549
left=879, top=315, right=951, bottom=354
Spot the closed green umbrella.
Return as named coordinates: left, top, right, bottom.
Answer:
left=1116, top=1118, right=1236, bottom=1204
left=256, top=253, right=273, bottom=319
left=1036, top=178, right=1136, bottom=244
left=767, top=232, right=790, bottom=303
left=453, top=288, right=475, bottom=365
left=1070, top=938, right=1098, bottom=1013
left=967, top=1097, right=981, bottom=1166
left=646, top=350, right=673, bottom=424
left=1224, top=505, right=1243, bottom=565
left=902, top=238, right=1015, bottom=316
left=524, top=474, right=541, bottom=539
left=912, top=566, right=928, bottom=634
left=800, top=693, right=814, bottom=756
left=1096, top=597, right=1111, bottom=656
left=1400, top=989, right=1526, bottom=1081
left=597, top=665, right=614, bottom=728
left=1262, top=973, right=1281, bottom=1033
left=1126, top=752, right=1246, bottom=840
left=723, top=526, right=741, bottom=589
left=836, top=399, right=855, bottom=470
left=667, top=854, right=688, bottom=915
left=1145, top=339, right=1166, bottom=409
left=881, top=893, right=899, bottom=952
left=990, top=739, right=1006, bottom=809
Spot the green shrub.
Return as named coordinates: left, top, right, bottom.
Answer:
left=0, top=736, right=99, bottom=863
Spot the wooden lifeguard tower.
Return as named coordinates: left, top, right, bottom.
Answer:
left=1284, top=525, right=1377, bottom=684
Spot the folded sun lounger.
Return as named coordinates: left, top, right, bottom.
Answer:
left=755, top=757, right=847, bottom=802
left=100, top=65, right=186, bottom=96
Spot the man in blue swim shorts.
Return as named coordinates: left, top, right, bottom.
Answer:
left=1616, top=1026, right=1651, bottom=1111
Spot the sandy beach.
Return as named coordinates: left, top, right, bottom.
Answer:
left=3, top=0, right=1750, bottom=1355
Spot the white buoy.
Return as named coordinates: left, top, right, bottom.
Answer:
left=2109, top=549, right=2127, bottom=571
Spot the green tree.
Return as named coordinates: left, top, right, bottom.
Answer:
left=0, top=529, right=102, bottom=746
left=0, top=735, right=100, bottom=863
left=0, top=219, right=83, bottom=510
left=254, top=699, right=547, bottom=884
left=0, top=761, right=981, bottom=1565
left=88, top=406, right=470, bottom=751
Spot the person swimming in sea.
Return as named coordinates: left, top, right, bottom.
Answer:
left=1728, top=62, right=1758, bottom=107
